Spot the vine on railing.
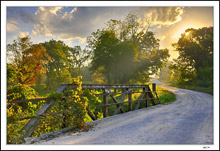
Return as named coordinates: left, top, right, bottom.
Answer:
left=7, top=76, right=102, bottom=144
left=7, top=84, right=45, bottom=144
left=7, top=76, right=159, bottom=144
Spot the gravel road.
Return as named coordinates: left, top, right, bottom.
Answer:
left=34, top=80, right=213, bottom=145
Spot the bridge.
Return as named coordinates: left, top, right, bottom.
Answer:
left=32, top=80, right=213, bottom=145
left=8, top=83, right=160, bottom=143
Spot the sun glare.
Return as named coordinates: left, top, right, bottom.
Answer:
left=185, top=32, right=190, bottom=36
left=172, top=25, right=197, bottom=39
left=172, top=26, right=190, bottom=39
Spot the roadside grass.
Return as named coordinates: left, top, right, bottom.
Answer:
left=168, top=83, right=213, bottom=95
left=156, top=86, right=176, bottom=105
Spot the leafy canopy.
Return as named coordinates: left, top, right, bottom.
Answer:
left=87, top=14, right=169, bottom=84
left=7, top=36, right=51, bottom=85
left=170, top=27, right=213, bottom=86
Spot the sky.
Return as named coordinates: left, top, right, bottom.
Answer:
left=6, top=6, right=213, bottom=60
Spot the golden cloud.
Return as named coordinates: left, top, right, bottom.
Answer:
left=7, top=20, right=19, bottom=32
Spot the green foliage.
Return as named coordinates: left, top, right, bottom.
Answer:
left=91, top=67, right=107, bottom=84
left=157, top=88, right=176, bottom=105
left=88, top=14, right=169, bottom=84
left=79, top=66, right=93, bottom=82
left=169, top=83, right=213, bottom=95
left=7, top=101, right=45, bottom=144
left=90, top=30, right=136, bottom=84
left=7, top=83, right=38, bottom=109
left=7, top=84, right=45, bottom=144
left=31, top=76, right=101, bottom=137
left=32, top=91, right=64, bottom=136
left=7, top=76, right=103, bottom=144
left=170, top=27, right=213, bottom=88
left=68, top=46, right=91, bottom=77
left=41, top=40, right=72, bottom=91
left=31, top=84, right=47, bottom=97
left=7, top=63, right=18, bottom=87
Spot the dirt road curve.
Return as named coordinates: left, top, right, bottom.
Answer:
left=34, top=79, right=213, bottom=144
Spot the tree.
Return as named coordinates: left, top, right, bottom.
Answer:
left=41, top=40, right=72, bottom=90
left=7, top=36, right=51, bottom=85
left=170, top=27, right=213, bottom=86
left=88, top=30, right=136, bottom=84
left=87, top=14, right=169, bottom=84
left=68, top=46, right=91, bottom=77
left=7, top=63, right=18, bottom=87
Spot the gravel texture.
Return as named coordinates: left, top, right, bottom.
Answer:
left=33, top=79, right=213, bottom=145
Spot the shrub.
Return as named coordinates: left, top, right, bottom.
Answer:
left=7, top=83, right=38, bottom=110
left=7, top=84, right=44, bottom=144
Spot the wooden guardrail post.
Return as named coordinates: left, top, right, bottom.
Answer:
left=152, top=83, right=156, bottom=92
left=143, top=87, right=148, bottom=108
left=152, top=83, right=160, bottom=104
left=127, top=88, right=132, bottom=111
left=147, top=85, right=156, bottom=105
left=103, top=89, right=108, bottom=117
left=135, top=88, right=145, bottom=110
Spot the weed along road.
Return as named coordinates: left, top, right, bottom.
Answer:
left=34, top=80, right=213, bottom=145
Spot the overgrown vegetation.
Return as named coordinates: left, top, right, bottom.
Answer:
left=7, top=76, right=102, bottom=144
left=7, top=84, right=45, bottom=144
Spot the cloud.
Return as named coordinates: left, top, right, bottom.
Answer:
left=31, top=7, right=131, bottom=41
left=136, top=7, right=185, bottom=27
left=62, top=7, right=77, bottom=20
left=6, top=7, right=134, bottom=46
left=19, top=31, right=30, bottom=37
left=10, top=7, right=186, bottom=47
left=7, top=20, right=19, bottom=32
left=32, top=7, right=84, bottom=39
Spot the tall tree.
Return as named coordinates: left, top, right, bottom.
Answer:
left=170, top=27, right=213, bottom=86
left=7, top=36, right=51, bottom=85
left=87, top=14, right=169, bottom=84
left=41, top=40, right=72, bottom=90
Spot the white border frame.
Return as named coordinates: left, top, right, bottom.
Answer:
left=1, top=1, right=219, bottom=150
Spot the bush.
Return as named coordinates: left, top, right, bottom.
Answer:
left=7, top=84, right=44, bottom=144
left=32, top=76, right=102, bottom=137
left=7, top=83, right=38, bottom=110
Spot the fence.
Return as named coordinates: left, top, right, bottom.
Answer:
left=7, top=83, right=159, bottom=142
